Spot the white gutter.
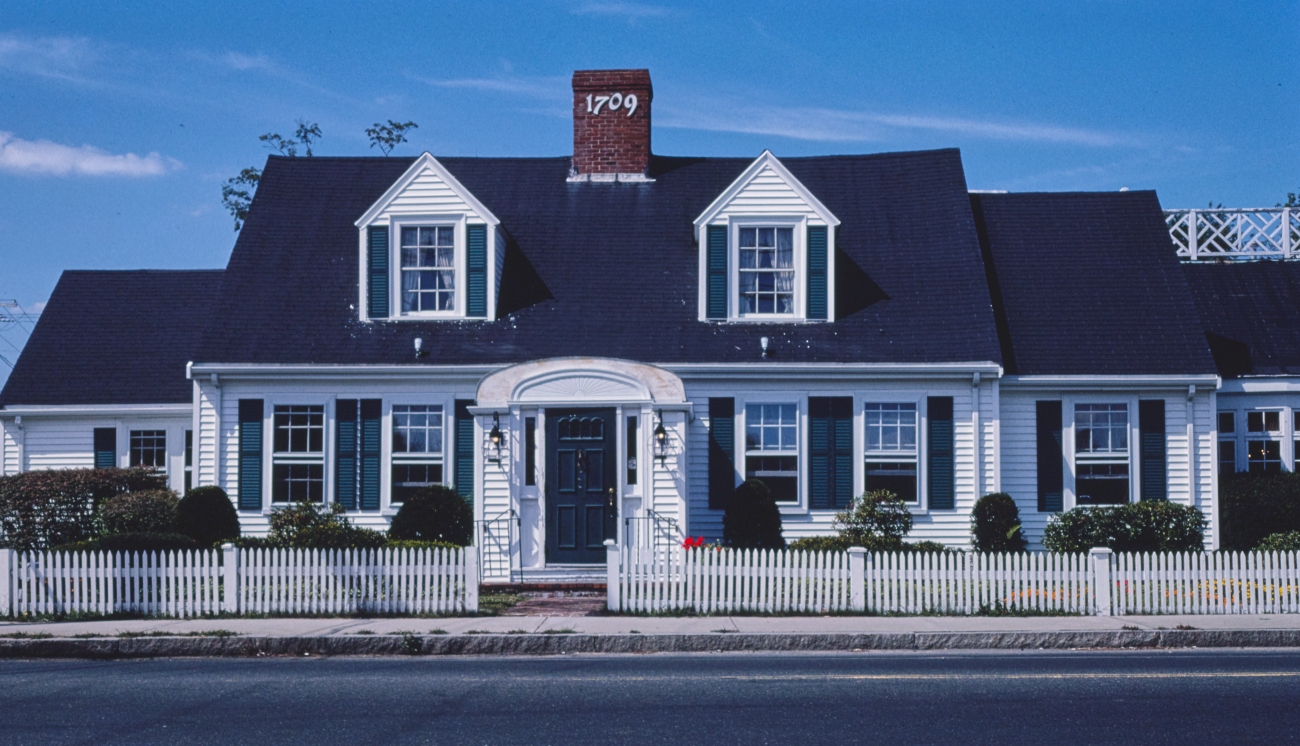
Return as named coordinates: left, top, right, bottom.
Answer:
left=1001, top=374, right=1221, bottom=391
left=0, top=403, right=193, bottom=418
left=664, top=362, right=1004, bottom=380
left=188, top=363, right=503, bottom=379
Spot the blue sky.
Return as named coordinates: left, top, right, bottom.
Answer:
left=1, top=0, right=1297, bottom=388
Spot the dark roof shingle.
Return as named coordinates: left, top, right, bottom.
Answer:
left=1183, top=261, right=1300, bottom=377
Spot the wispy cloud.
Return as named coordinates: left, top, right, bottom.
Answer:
left=657, top=102, right=1137, bottom=147
left=0, top=132, right=181, bottom=177
left=572, top=2, right=673, bottom=19
left=0, top=32, right=101, bottom=83
left=409, top=74, right=569, bottom=100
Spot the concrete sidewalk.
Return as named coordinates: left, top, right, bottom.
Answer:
left=2, top=613, right=1300, bottom=658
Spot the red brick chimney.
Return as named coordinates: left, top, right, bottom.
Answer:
left=571, top=69, right=653, bottom=181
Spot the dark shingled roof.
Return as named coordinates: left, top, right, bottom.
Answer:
left=1182, top=261, right=1300, bottom=377
left=196, top=150, right=1005, bottom=366
left=0, top=270, right=223, bottom=406
left=971, top=191, right=1216, bottom=376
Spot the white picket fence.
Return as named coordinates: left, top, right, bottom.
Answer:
left=0, top=544, right=478, bottom=618
left=607, top=545, right=1300, bottom=616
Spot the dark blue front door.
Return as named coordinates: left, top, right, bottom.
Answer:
left=546, top=408, right=617, bottom=564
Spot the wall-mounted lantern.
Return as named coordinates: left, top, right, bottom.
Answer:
left=487, top=412, right=504, bottom=463
left=653, top=409, right=668, bottom=465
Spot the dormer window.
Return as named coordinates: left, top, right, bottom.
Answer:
left=739, top=227, right=795, bottom=315
left=401, top=226, right=456, bottom=313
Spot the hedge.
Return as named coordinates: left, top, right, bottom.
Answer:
left=1219, top=471, right=1300, bottom=551
left=0, top=467, right=165, bottom=551
left=1043, top=501, right=1206, bottom=553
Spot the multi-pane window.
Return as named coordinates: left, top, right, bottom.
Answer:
left=738, top=227, right=794, bottom=315
left=391, top=405, right=444, bottom=504
left=1075, top=404, right=1129, bottom=505
left=1247, top=409, right=1283, bottom=474
left=1218, top=412, right=1237, bottom=474
left=272, top=405, right=324, bottom=503
left=129, top=430, right=167, bottom=472
left=863, top=403, right=918, bottom=503
left=745, top=403, right=798, bottom=502
left=400, top=226, right=455, bottom=313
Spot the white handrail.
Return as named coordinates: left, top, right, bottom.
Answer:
left=1166, top=208, right=1297, bottom=261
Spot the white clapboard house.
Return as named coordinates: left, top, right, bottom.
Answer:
left=3, top=69, right=1297, bottom=582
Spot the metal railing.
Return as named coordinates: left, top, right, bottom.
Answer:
left=475, top=508, right=520, bottom=583
left=624, top=507, right=681, bottom=551
left=1166, top=208, right=1298, bottom=261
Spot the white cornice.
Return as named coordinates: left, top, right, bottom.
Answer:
left=665, top=362, right=1003, bottom=380
left=1001, top=374, right=1221, bottom=391
left=693, top=150, right=841, bottom=228
left=0, top=403, right=192, bottom=418
left=189, top=363, right=502, bottom=380
left=354, top=152, right=501, bottom=228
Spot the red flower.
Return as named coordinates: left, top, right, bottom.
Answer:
left=681, top=536, right=706, bottom=549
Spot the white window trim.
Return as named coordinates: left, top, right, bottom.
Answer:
left=269, top=403, right=327, bottom=507
left=735, top=396, right=805, bottom=511
left=385, top=399, right=451, bottom=513
left=731, top=217, right=806, bottom=321
left=391, top=216, right=468, bottom=319
left=258, top=396, right=332, bottom=513
left=862, top=399, right=922, bottom=506
left=1217, top=407, right=1297, bottom=473
left=1064, top=397, right=1137, bottom=510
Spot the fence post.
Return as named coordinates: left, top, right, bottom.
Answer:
left=0, top=548, right=12, bottom=618
left=464, top=546, right=479, bottom=613
left=605, top=540, right=621, bottom=613
left=1089, top=547, right=1113, bottom=616
left=848, top=547, right=866, bottom=612
left=221, top=543, right=238, bottom=614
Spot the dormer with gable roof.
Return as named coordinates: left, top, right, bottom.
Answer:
left=355, top=152, right=504, bottom=322
left=694, top=150, right=841, bottom=323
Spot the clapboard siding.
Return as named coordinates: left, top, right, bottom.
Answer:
left=1, top=421, right=19, bottom=476
left=22, top=420, right=99, bottom=471
left=717, top=166, right=829, bottom=222
left=907, top=387, right=980, bottom=547
left=1194, top=394, right=1217, bottom=548
left=196, top=381, right=220, bottom=490
left=382, top=167, right=489, bottom=219
left=997, top=391, right=1046, bottom=548
left=649, top=410, right=688, bottom=530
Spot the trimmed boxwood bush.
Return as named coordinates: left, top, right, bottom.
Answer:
left=1257, top=531, right=1300, bottom=552
left=53, top=532, right=198, bottom=553
left=835, top=490, right=913, bottom=552
left=1044, top=501, right=1206, bottom=553
left=1220, top=471, right=1300, bottom=551
left=723, top=479, right=786, bottom=549
left=384, top=539, right=462, bottom=551
left=787, top=535, right=853, bottom=553
left=971, top=492, right=1027, bottom=552
left=0, top=467, right=165, bottom=551
left=268, top=502, right=388, bottom=549
left=99, top=490, right=179, bottom=535
left=175, top=486, right=241, bottom=547
left=388, top=485, right=472, bottom=546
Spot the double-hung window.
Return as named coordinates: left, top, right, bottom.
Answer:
left=1247, top=410, right=1283, bottom=473
left=863, top=403, right=918, bottom=503
left=745, top=403, right=798, bottom=502
left=1218, top=412, right=1237, bottom=474
left=738, top=227, right=795, bottom=316
left=400, top=226, right=455, bottom=313
left=129, top=430, right=167, bottom=473
left=1075, top=404, right=1129, bottom=505
left=272, top=405, right=324, bottom=503
left=391, top=405, right=444, bottom=504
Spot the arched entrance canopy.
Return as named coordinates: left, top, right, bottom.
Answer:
left=475, top=357, right=686, bottom=408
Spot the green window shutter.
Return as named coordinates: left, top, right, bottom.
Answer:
left=93, top=428, right=116, bottom=469
left=454, top=400, right=475, bottom=505
left=360, top=399, right=382, bottom=510
left=806, top=225, right=828, bottom=320
left=368, top=225, right=389, bottom=319
left=1139, top=399, right=1167, bottom=502
left=707, top=398, right=735, bottom=510
left=335, top=400, right=358, bottom=510
left=1036, top=400, right=1064, bottom=512
left=809, top=397, right=853, bottom=510
left=237, top=399, right=264, bottom=511
left=467, top=224, right=488, bottom=318
left=927, top=397, right=955, bottom=510
left=706, top=225, right=728, bottom=319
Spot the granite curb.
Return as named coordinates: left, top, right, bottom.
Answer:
left=3, top=629, right=1300, bottom=658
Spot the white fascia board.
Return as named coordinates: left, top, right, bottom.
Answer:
left=665, top=361, right=1003, bottom=381
left=188, top=363, right=502, bottom=380
left=0, top=403, right=193, bottom=418
left=354, top=152, right=501, bottom=228
left=692, top=150, right=841, bottom=229
left=1001, top=374, right=1221, bottom=391
left=1218, top=376, right=1300, bottom=394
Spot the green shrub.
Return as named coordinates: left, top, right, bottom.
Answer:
left=98, top=490, right=179, bottom=535
left=787, top=535, right=853, bottom=553
left=971, top=492, right=1027, bottom=552
left=904, top=540, right=954, bottom=554
left=227, top=535, right=276, bottom=550
left=52, top=532, right=198, bottom=553
left=384, top=539, right=462, bottom=552
left=1220, top=471, right=1300, bottom=551
left=835, top=490, right=913, bottom=551
left=175, top=486, right=240, bottom=547
left=387, top=485, right=472, bottom=546
left=723, top=479, right=786, bottom=549
left=0, top=467, right=165, bottom=551
left=1257, top=531, right=1300, bottom=552
left=268, top=502, right=388, bottom=549
left=1043, top=501, right=1207, bottom=553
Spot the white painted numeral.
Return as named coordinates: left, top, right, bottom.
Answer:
left=584, top=92, right=639, bottom=117
left=624, top=94, right=638, bottom=116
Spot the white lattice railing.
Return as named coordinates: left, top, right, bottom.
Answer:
left=1166, top=208, right=1299, bottom=261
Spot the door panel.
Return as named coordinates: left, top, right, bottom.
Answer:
left=546, top=408, right=617, bottom=564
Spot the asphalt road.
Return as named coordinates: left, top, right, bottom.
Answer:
left=2, top=650, right=1299, bottom=745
